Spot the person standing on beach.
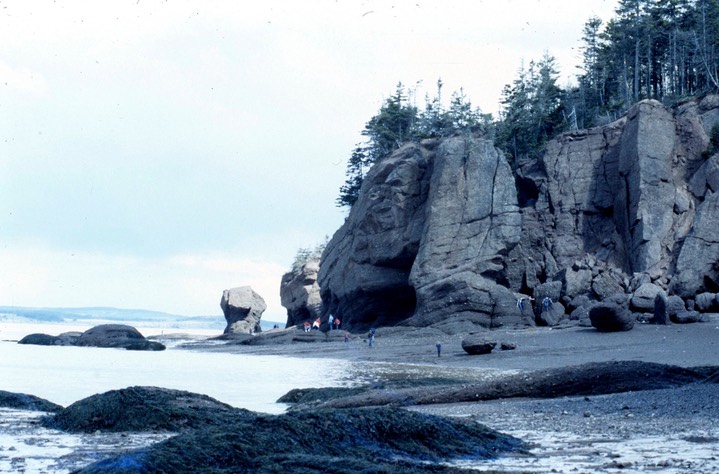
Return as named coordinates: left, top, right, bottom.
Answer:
left=436, top=342, right=441, bottom=357
left=368, top=331, right=375, bottom=348
left=344, top=331, right=349, bottom=344
left=328, top=314, right=334, bottom=330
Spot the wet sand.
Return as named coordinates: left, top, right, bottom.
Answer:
left=194, top=320, right=719, bottom=371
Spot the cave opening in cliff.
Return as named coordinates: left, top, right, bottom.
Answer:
left=349, top=286, right=417, bottom=330
left=516, top=176, right=540, bottom=208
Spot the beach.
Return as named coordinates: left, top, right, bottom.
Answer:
left=2, top=320, right=719, bottom=472
left=187, top=321, right=719, bottom=473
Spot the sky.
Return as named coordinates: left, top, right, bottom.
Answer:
left=0, top=0, right=618, bottom=322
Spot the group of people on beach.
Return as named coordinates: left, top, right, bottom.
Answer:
left=302, top=315, right=341, bottom=332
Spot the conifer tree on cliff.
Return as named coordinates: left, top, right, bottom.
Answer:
left=337, top=80, right=487, bottom=208
left=495, top=53, right=565, bottom=169
left=337, top=83, right=417, bottom=208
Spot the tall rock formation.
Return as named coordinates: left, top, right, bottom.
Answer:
left=317, top=97, right=719, bottom=331
left=280, top=258, right=323, bottom=328
left=319, top=136, right=525, bottom=332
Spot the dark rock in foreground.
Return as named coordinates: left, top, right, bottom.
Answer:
left=0, top=390, right=63, bottom=413
left=18, top=324, right=165, bottom=351
left=74, top=406, right=527, bottom=474
left=43, top=386, right=254, bottom=433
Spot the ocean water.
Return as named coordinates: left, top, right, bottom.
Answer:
left=0, top=321, right=355, bottom=413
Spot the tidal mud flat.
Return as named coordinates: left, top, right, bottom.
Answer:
left=2, top=322, right=719, bottom=473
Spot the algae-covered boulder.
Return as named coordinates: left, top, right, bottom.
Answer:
left=0, top=390, right=63, bottom=413
left=43, top=386, right=254, bottom=433
left=74, top=407, right=527, bottom=473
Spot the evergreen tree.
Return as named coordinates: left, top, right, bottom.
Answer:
left=337, top=80, right=487, bottom=208
left=495, top=54, right=566, bottom=168
left=336, top=83, right=417, bottom=208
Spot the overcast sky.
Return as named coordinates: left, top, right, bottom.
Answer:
left=0, top=0, right=617, bottom=322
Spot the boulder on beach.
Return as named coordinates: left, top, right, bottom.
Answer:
left=589, top=302, right=635, bottom=332
left=461, top=336, right=497, bottom=355
left=671, top=310, right=702, bottom=324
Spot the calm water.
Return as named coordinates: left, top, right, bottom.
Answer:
left=0, top=322, right=357, bottom=414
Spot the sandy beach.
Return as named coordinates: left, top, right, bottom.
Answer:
left=191, top=320, right=719, bottom=371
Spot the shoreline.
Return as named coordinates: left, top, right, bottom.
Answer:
left=183, top=320, right=719, bottom=371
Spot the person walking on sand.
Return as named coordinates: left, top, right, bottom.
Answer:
left=368, top=331, right=375, bottom=348
left=436, top=342, right=442, bottom=357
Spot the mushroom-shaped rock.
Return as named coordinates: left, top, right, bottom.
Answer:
left=221, top=286, right=266, bottom=335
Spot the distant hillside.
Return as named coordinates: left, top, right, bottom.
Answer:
left=0, top=306, right=202, bottom=322
left=0, top=306, right=283, bottom=331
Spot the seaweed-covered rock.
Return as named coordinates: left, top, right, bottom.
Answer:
left=75, top=407, right=528, bottom=473
left=317, top=361, right=708, bottom=409
left=18, top=325, right=164, bottom=351
left=43, top=386, right=254, bottom=433
left=0, top=390, right=63, bottom=413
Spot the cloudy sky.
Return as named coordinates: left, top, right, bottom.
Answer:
left=1, top=0, right=617, bottom=322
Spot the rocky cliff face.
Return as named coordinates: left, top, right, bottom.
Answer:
left=317, top=97, right=719, bottom=332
